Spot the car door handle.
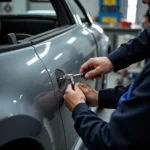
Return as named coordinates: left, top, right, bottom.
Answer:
left=55, top=69, right=67, bottom=91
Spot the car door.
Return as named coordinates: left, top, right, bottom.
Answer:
left=30, top=2, right=99, bottom=149
left=25, top=0, right=97, bottom=149
left=33, top=25, right=97, bottom=149
left=0, top=43, right=66, bottom=150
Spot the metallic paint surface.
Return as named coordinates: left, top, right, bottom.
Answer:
left=0, top=46, right=66, bottom=149
left=34, top=26, right=97, bottom=149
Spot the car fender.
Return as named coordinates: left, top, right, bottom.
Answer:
left=100, top=33, right=111, bottom=57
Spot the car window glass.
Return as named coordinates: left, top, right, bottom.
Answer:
left=0, top=0, right=63, bottom=46
left=69, top=0, right=88, bottom=23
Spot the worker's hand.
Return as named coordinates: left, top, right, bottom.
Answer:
left=63, top=84, right=86, bottom=112
left=79, top=83, right=98, bottom=107
left=80, top=57, right=113, bottom=80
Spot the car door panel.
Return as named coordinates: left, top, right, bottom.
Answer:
left=33, top=25, right=97, bottom=149
left=0, top=46, right=66, bottom=150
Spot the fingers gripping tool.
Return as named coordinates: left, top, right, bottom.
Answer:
left=58, top=73, right=86, bottom=90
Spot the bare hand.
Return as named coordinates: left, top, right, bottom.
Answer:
left=63, top=84, right=86, bottom=112
left=79, top=83, right=98, bottom=107
left=80, top=57, right=113, bottom=80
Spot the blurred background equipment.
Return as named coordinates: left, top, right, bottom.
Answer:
left=98, top=0, right=122, bottom=24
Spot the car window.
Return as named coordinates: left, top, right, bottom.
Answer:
left=0, top=0, right=71, bottom=46
left=69, top=0, right=88, bottom=23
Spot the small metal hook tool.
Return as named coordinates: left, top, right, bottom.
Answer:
left=58, top=73, right=86, bottom=90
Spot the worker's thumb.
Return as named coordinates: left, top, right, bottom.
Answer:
left=85, top=66, right=102, bottom=79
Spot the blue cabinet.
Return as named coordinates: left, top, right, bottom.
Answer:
left=98, top=0, right=122, bottom=24
left=99, top=0, right=121, bottom=7
left=98, top=12, right=121, bottom=24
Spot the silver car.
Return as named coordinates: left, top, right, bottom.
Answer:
left=0, top=0, right=111, bottom=149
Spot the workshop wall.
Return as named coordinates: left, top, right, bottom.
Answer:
left=28, top=1, right=53, bottom=11
left=13, top=0, right=27, bottom=14
left=0, top=0, right=27, bottom=14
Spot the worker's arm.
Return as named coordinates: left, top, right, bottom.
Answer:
left=98, top=85, right=129, bottom=108
left=73, top=65, right=150, bottom=149
left=108, top=28, right=150, bottom=72
left=80, top=29, right=150, bottom=80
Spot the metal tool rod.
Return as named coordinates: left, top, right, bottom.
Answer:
left=69, top=76, right=75, bottom=90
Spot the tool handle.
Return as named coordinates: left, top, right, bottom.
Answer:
left=81, top=72, right=86, bottom=78
left=81, top=72, right=102, bottom=78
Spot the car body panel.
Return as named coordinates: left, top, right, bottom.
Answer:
left=0, top=46, right=66, bottom=149
left=91, top=22, right=110, bottom=56
left=33, top=25, right=97, bottom=149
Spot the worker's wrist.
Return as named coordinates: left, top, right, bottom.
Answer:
left=72, top=102, right=86, bottom=112
left=92, top=91, right=99, bottom=107
left=106, top=57, right=114, bottom=73
left=72, top=103, right=89, bottom=120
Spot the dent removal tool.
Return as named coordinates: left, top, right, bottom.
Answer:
left=58, top=73, right=86, bottom=90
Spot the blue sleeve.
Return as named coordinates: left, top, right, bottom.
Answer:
left=107, top=28, right=150, bottom=72
left=98, top=85, right=129, bottom=109
left=72, top=65, right=150, bottom=150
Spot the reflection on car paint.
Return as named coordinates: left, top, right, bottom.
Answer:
left=0, top=46, right=65, bottom=149
left=26, top=42, right=51, bottom=66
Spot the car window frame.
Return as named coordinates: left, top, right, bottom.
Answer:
left=26, top=25, right=77, bottom=44
left=67, top=0, right=93, bottom=26
left=0, top=24, right=77, bottom=52
left=50, top=0, right=72, bottom=26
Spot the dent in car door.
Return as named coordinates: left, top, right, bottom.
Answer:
left=0, top=46, right=66, bottom=150
left=33, top=25, right=97, bottom=149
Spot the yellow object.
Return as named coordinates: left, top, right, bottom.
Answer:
left=104, top=0, right=116, bottom=5
left=102, top=17, right=117, bottom=23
